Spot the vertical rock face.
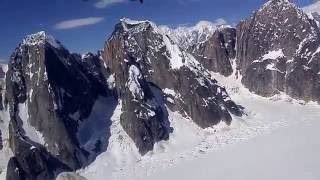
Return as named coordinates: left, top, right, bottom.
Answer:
left=189, top=27, right=236, bottom=76
left=0, top=64, right=7, bottom=111
left=236, top=0, right=320, bottom=102
left=103, top=19, right=243, bottom=154
left=0, top=64, right=8, bottom=151
left=1, top=22, right=243, bottom=179
left=5, top=32, right=116, bottom=179
left=103, top=20, right=172, bottom=154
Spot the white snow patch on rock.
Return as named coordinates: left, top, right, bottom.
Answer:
left=163, top=88, right=176, bottom=96
left=162, top=33, right=184, bottom=69
left=22, top=31, right=62, bottom=49
left=127, top=65, right=144, bottom=100
left=262, top=49, right=284, bottom=60
left=18, top=103, right=46, bottom=146
left=121, top=18, right=147, bottom=25
left=265, top=63, right=283, bottom=73
left=107, top=74, right=115, bottom=89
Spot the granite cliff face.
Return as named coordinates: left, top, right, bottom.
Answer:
left=4, top=32, right=116, bottom=179
left=189, top=27, right=236, bottom=76
left=2, top=0, right=320, bottom=179
left=236, top=0, right=320, bottom=102
left=103, top=19, right=242, bottom=154
left=1, top=21, right=243, bottom=179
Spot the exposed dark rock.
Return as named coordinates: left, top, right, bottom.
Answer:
left=0, top=64, right=7, bottom=151
left=189, top=27, right=236, bottom=76
left=236, top=0, right=320, bottom=102
left=3, top=0, right=320, bottom=179
left=6, top=157, right=25, bottom=180
left=7, top=121, right=71, bottom=180
left=103, top=19, right=243, bottom=154
left=4, top=32, right=116, bottom=179
left=103, top=20, right=172, bottom=154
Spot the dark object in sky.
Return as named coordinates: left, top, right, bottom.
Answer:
left=130, top=0, right=143, bottom=3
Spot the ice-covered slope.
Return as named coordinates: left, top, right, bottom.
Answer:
left=78, top=65, right=320, bottom=180
left=160, top=20, right=229, bottom=50
left=147, top=105, right=320, bottom=180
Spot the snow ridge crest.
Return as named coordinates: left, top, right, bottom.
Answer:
left=22, top=31, right=62, bottom=49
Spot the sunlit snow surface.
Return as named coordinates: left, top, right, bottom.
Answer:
left=79, top=71, right=320, bottom=180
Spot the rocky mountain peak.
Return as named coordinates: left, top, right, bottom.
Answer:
left=237, top=0, right=320, bottom=101
left=3, top=31, right=117, bottom=179
left=22, top=31, right=62, bottom=49
left=256, top=0, right=309, bottom=24
left=103, top=19, right=243, bottom=156
left=259, top=0, right=293, bottom=10
left=187, top=25, right=236, bottom=76
left=116, top=18, right=158, bottom=34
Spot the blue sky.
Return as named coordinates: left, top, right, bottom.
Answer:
left=0, top=0, right=315, bottom=62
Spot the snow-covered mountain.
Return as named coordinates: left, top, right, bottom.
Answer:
left=159, top=20, right=229, bottom=50
left=3, top=31, right=116, bottom=179
left=0, top=19, right=242, bottom=179
left=160, top=20, right=237, bottom=77
left=188, top=26, right=237, bottom=76
left=1, top=0, right=320, bottom=180
left=237, top=0, right=320, bottom=102
left=103, top=18, right=242, bottom=154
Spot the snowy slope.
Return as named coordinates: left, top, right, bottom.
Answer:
left=147, top=111, right=320, bottom=180
left=78, top=68, right=320, bottom=180
left=159, top=20, right=229, bottom=50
